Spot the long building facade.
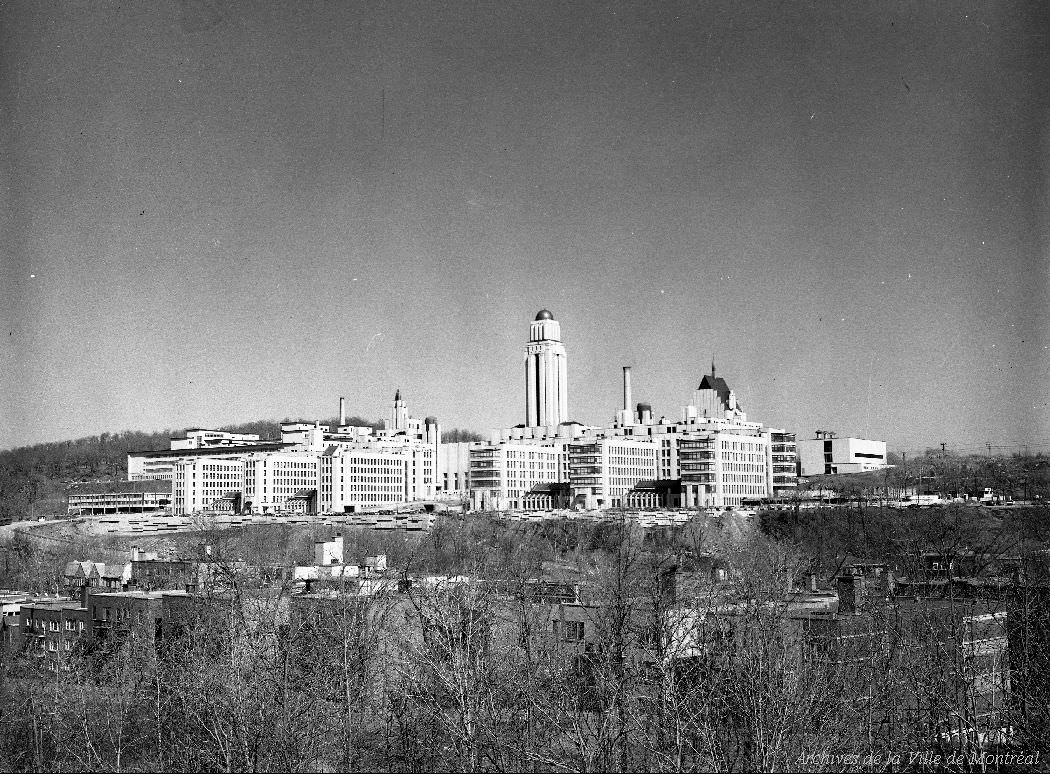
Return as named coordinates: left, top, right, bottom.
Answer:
left=131, top=392, right=452, bottom=516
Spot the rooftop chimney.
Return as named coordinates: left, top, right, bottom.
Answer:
left=623, top=366, right=632, bottom=412
left=339, top=396, right=346, bottom=426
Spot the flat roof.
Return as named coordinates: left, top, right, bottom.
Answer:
left=25, top=601, right=84, bottom=611
left=129, top=443, right=292, bottom=458
left=90, top=591, right=166, bottom=600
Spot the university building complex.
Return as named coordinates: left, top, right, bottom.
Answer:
left=121, top=310, right=824, bottom=515
left=469, top=311, right=799, bottom=511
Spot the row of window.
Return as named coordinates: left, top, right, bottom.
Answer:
left=23, top=618, right=86, bottom=633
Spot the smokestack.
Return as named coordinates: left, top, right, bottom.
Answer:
left=623, top=366, right=632, bottom=412
left=339, top=397, right=346, bottom=426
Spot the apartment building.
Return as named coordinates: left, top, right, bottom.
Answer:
left=19, top=598, right=89, bottom=671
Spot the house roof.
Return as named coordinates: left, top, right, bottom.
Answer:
left=527, top=482, right=569, bottom=494
left=630, top=479, right=681, bottom=492
left=64, top=561, right=105, bottom=579
left=696, top=373, right=739, bottom=410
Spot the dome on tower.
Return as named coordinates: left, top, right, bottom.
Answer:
left=535, top=309, right=554, bottom=320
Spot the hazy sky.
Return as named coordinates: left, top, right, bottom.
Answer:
left=2, top=1, right=1047, bottom=454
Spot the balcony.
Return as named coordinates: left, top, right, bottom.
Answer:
left=568, top=462, right=602, bottom=472
left=681, top=475, right=715, bottom=485
left=570, top=443, right=600, bottom=452
left=679, top=440, right=714, bottom=450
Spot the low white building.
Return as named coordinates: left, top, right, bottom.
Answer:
left=170, top=429, right=264, bottom=450
left=798, top=436, right=887, bottom=476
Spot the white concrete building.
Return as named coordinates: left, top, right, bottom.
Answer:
left=172, top=458, right=245, bottom=515
left=567, top=437, right=659, bottom=510
left=798, top=436, right=887, bottom=476
left=243, top=452, right=320, bottom=514
left=318, top=444, right=431, bottom=513
left=469, top=441, right=567, bottom=511
left=170, top=429, right=264, bottom=450
left=437, top=441, right=472, bottom=499
left=129, top=442, right=290, bottom=481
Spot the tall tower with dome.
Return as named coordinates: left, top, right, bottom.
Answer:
left=524, top=309, right=568, bottom=427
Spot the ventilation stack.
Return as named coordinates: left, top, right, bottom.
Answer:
left=637, top=402, right=653, bottom=425
left=617, top=366, right=634, bottom=426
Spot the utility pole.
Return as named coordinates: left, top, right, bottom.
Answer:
left=940, top=442, right=946, bottom=454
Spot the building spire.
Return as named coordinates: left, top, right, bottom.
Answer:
left=711, top=358, right=716, bottom=379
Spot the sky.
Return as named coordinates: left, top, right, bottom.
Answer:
left=1, top=0, right=1047, bottom=455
